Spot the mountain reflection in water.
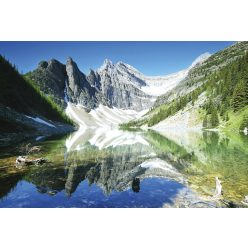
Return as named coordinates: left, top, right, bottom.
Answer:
left=0, top=127, right=248, bottom=207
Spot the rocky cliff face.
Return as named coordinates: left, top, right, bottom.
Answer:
left=27, top=58, right=109, bottom=110
left=97, top=59, right=153, bottom=110
left=65, top=58, right=109, bottom=110
left=27, top=58, right=155, bottom=111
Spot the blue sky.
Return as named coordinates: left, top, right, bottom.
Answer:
left=0, top=41, right=234, bottom=75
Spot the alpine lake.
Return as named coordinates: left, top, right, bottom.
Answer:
left=1, top=128, right=248, bottom=208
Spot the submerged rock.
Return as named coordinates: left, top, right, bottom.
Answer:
left=15, top=156, right=48, bottom=167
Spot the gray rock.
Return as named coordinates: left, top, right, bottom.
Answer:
left=27, top=59, right=67, bottom=108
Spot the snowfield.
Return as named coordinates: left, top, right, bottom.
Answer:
left=141, top=69, right=189, bottom=96
left=66, top=102, right=148, bottom=129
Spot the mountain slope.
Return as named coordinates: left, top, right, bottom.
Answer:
left=121, top=42, right=248, bottom=132
left=154, top=42, right=248, bottom=108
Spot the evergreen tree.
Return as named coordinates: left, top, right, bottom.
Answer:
left=232, top=80, right=246, bottom=111
left=244, top=79, right=248, bottom=104
left=210, top=108, right=219, bottom=127
left=220, top=105, right=225, bottom=117
left=225, top=113, right=229, bottom=122
left=240, top=114, right=248, bottom=131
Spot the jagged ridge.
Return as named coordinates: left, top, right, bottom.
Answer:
left=26, top=53, right=210, bottom=111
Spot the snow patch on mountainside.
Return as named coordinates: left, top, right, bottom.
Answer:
left=141, top=69, right=189, bottom=96
left=66, top=102, right=148, bottom=129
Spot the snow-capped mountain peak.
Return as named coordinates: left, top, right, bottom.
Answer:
left=116, top=61, right=142, bottom=73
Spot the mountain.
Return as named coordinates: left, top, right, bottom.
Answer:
left=26, top=53, right=209, bottom=112
left=96, top=59, right=153, bottom=110
left=122, top=41, right=248, bottom=132
left=0, top=55, right=74, bottom=146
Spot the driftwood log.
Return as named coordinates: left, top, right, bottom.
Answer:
left=15, top=156, right=47, bottom=166
left=189, top=177, right=223, bottom=207
left=28, top=146, right=42, bottom=154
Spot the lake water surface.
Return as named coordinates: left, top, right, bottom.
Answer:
left=0, top=128, right=248, bottom=207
